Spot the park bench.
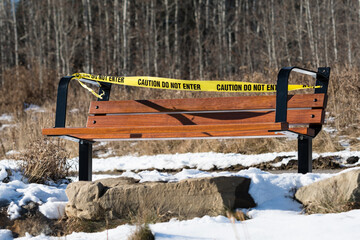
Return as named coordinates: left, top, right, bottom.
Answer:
left=42, top=67, right=330, bottom=181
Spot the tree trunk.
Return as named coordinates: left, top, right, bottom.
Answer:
left=194, top=0, right=203, bottom=79
left=330, top=0, right=338, bottom=63
left=104, top=1, right=110, bottom=73
left=165, top=0, right=171, bottom=77
left=292, top=1, right=303, bottom=62
left=270, top=0, right=278, bottom=69
left=245, top=0, right=252, bottom=71
left=345, top=0, right=352, bottom=67
left=305, top=0, right=317, bottom=66
left=11, top=0, right=19, bottom=79
left=87, top=0, right=94, bottom=73
left=113, top=0, right=120, bottom=74
left=53, top=1, right=60, bottom=75
left=123, top=0, right=128, bottom=75
left=46, top=0, right=51, bottom=73
left=0, top=1, right=5, bottom=85
left=282, top=5, right=291, bottom=65
left=174, top=0, right=180, bottom=77
left=145, top=1, right=150, bottom=75
left=151, top=0, right=158, bottom=76
left=82, top=0, right=90, bottom=73
left=97, top=0, right=104, bottom=72
left=217, top=0, right=223, bottom=77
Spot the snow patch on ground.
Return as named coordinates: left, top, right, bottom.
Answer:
left=0, top=114, right=12, bottom=122
left=24, top=104, right=46, bottom=113
left=0, top=164, right=7, bottom=181
left=0, top=229, right=13, bottom=240
left=1, top=152, right=360, bottom=239
left=39, top=201, right=67, bottom=219
left=0, top=171, right=68, bottom=219
left=80, top=151, right=360, bottom=172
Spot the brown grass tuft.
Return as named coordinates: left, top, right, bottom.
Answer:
left=128, top=224, right=155, bottom=240
left=19, top=139, right=71, bottom=184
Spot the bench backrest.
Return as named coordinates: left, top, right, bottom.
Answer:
left=88, top=94, right=326, bottom=126
left=82, top=93, right=326, bottom=140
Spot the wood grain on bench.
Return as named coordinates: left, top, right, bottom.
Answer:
left=89, top=94, right=326, bottom=114
left=43, top=93, right=324, bottom=140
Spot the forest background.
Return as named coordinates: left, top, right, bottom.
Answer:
left=0, top=0, right=359, bottom=158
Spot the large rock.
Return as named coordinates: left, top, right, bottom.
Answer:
left=295, top=169, right=360, bottom=213
left=65, top=176, right=256, bottom=220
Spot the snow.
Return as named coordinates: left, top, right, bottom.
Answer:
left=84, top=150, right=360, bottom=172
left=151, top=211, right=360, bottom=240
left=0, top=230, right=13, bottom=240
left=38, top=201, right=67, bottom=219
left=1, top=151, right=360, bottom=239
left=0, top=164, right=7, bottom=182
left=0, top=171, right=68, bottom=219
left=23, top=104, right=46, bottom=113
left=11, top=210, right=360, bottom=240
left=0, top=114, right=12, bottom=122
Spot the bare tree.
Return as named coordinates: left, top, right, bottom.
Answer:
left=165, top=0, right=171, bottom=77
left=11, top=0, right=19, bottom=79
left=87, top=0, right=94, bottom=73
left=292, top=1, right=304, bottom=62
left=330, top=0, right=338, bottom=63
left=104, top=0, right=110, bottom=73
left=305, top=0, right=318, bottom=67
left=151, top=0, right=158, bottom=76
left=270, top=0, right=278, bottom=69
left=113, top=0, right=121, bottom=74
left=0, top=1, right=7, bottom=85
left=174, top=0, right=180, bottom=78
left=345, top=0, right=352, bottom=67
left=194, top=0, right=204, bottom=79
left=123, top=0, right=128, bottom=75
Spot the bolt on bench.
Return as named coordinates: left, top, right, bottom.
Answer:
left=42, top=67, right=330, bottom=181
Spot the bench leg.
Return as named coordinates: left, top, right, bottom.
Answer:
left=298, top=136, right=312, bottom=174
left=79, top=140, right=92, bottom=181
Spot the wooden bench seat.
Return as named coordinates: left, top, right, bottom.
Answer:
left=42, top=67, right=330, bottom=181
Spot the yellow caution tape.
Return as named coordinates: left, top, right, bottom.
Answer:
left=72, top=73, right=320, bottom=99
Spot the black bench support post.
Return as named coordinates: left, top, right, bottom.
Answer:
left=298, top=136, right=312, bottom=174
left=79, top=140, right=93, bottom=181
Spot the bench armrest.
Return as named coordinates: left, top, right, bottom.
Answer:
left=54, top=76, right=112, bottom=128
left=275, top=67, right=330, bottom=123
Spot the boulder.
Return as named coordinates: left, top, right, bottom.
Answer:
left=65, top=176, right=256, bottom=220
left=295, top=169, right=360, bottom=213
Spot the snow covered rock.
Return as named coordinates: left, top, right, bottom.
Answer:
left=65, top=176, right=256, bottom=220
left=295, top=169, right=360, bottom=213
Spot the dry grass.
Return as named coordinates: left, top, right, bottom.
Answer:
left=128, top=224, right=155, bottom=240
left=19, top=139, right=71, bottom=184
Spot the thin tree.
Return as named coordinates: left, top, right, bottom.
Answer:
left=194, top=0, right=204, bottom=79
left=330, top=0, right=338, bottom=63
left=11, top=0, right=19, bottom=79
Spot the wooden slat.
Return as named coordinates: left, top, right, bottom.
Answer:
left=43, top=122, right=288, bottom=136
left=43, top=127, right=312, bottom=141
left=86, top=109, right=324, bottom=127
left=89, top=94, right=326, bottom=114
left=71, top=131, right=286, bottom=140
